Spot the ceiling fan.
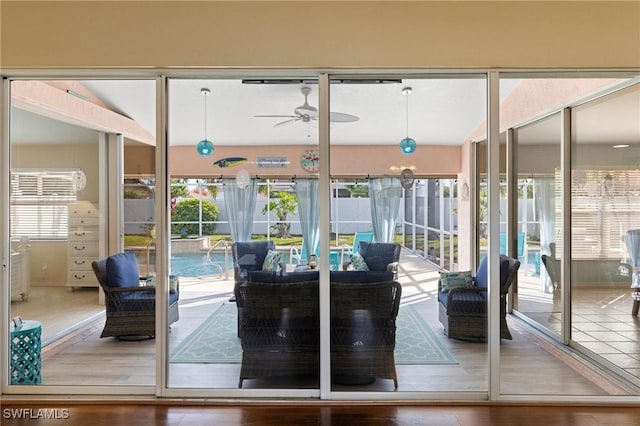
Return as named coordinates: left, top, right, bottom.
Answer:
left=255, top=86, right=359, bottom=128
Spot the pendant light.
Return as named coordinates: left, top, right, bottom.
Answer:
left=399, top=86, right=416, bottom=155
left=196, top=88, right=215, bottom=157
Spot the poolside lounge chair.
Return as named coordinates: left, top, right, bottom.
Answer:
left=340, top=231, right=375, bottom=259
left=289, top=239, right=320, bottom=265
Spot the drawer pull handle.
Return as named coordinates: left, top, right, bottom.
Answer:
left=74, top=274, right=86, bottom=279
left=74, top=231, right=86, bottom=236
left=74, top=260, right=86, bottom=265
left=74, top=245, right=86, bottom=251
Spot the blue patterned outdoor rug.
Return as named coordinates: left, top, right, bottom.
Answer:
left=169, top=303, right=457, bottom=365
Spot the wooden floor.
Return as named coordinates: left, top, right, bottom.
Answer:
left=2, top=402, right=640, bottom=425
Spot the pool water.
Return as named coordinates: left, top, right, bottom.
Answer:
left=173, top=250, right=540, bottom=278
left=170, top=251, right=293, bottom=277
left=170, top=253, right=233, bottom=277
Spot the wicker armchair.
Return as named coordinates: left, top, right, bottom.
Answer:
left=438, top=255, right=520, bottom=340
left=92, top=252, right=179, bottom=339
left=237, top=277, right=402, bottom=389
left=331, top=281, right=402, bottom=389
left=232, top=241, right=276, bottom=285
left=232, top=241, right=277, bottom=337
left=237, top=280, right=319, bottom=388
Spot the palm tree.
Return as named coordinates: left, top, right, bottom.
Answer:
left=262, top=191, right=297, bottom=238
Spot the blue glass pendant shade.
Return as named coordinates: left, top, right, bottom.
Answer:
left=399, top=137, right=416, bottom=155
left=197, top=139, right=214, bottom=157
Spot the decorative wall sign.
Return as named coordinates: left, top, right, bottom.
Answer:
left=300, top=149, right=319, bottom=173
left=213, top=157, right=247, bottom=168
left=257, top=156, right=288, bottom=168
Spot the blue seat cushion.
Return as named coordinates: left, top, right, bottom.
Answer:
left=475, top=257, right=488, bottom=288
left=439, top=289, right=487, bottom=312
left=106, top=252, right=140, bottom=288
left=330, top=271, right=394, bottom=283
left=169, top=290, right=179, bottom=305
left=248, top=270, right=319, bottom=283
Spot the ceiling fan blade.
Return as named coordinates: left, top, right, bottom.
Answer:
left=274, top=117, right=301, bottom=128
left=255, top=114, right=298, bottom=118
left=329, top=112, right=360, bottom=123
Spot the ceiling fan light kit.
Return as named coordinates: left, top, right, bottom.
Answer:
left=196, top=88, right=215, bottom=157
left=400, top=86, right=417, bottom=155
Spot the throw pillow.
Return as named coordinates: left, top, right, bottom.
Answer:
left=106, top=251, right=140, bottom=288
left=350, top=252, right=370, bottom=271
left=262, top=249, right=282, bottom=272
left=330, top=271, right=393, bottom=283
left=439, top=270, right=473, bottom=293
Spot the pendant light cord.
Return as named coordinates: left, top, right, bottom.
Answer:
left=204, top=92, right=208, bottom=140
left=406, top=93, right=409, bottom=138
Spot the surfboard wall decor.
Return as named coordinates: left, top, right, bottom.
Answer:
left=213, top=157, right=248, bottom=168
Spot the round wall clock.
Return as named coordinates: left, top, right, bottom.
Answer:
left=300, top=149, right=320, bottom=173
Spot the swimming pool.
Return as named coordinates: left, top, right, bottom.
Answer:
left=170, top=251, right=293, bottom=277
left=170, top=252, right=233, bottom=277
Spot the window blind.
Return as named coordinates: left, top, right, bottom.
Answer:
left=558, top=169, right=640, bottom=259
left=10, top=169, right=78, bottom=239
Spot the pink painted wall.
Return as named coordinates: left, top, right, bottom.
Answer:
left=167, top=144, right=460, bottom=178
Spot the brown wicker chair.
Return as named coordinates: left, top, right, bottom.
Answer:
left=232, top=241, right=276, bottom=337
left=92, top=252, right=179, bottom=339
left=331, top=281, right=402, bottom=389
left=438, top=255, right=520, bottom=340
left=237, top=278, right=402, bottom=389
left=237, top=280, right=319, bottom=388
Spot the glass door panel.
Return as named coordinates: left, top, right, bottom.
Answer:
left=166, top=78, right=320, bottom=390
left=329, top=76, right=487, bottom=393
left=9, top=78, right=156, bottom=387
left=571, top=81, right=640, bottom=385
left=514, top=112, right=562, bottom=335
left=500, top=73, right=640, bottom=395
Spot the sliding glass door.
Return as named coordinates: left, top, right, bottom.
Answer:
left=165, top=78, right=321, bottom=394
left=329, top=75, right=488, bottom=394
left=499, top=73, right=640, bottom=395
left=570, top=81, right=640, bottom=387
left=6, top=70, right=638, bottom=401
left=7, top=78, right=156, bottom=389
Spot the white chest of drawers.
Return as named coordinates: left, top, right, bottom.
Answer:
left=68, top=201, right=100, bottom=288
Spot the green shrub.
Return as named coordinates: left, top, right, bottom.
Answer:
left=171, top=198, right=219, bottom=235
